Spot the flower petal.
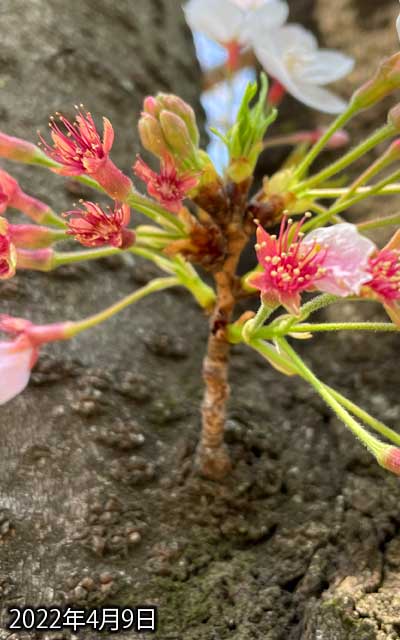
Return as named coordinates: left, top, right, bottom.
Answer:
left=285, top=81, right=349, bottom=114
left=293, top=50, right=354, bottom=85
left=304, top=223, right=376, bottom=296
left=184, top=0, right=243, bottom=44
left=241, top=1, right=289, bottom=44
left=0, top=343, right=34, bottom=405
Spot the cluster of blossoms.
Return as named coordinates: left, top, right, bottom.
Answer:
left=184, top=0, right=354, bottom=169
left=1, top=2, right=400, bottom=480
left=185, top=0, right=354, bottom=113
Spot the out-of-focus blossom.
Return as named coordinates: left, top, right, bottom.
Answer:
left=0, top=315, right=72, bottom=405
left=134, top=155, right=199, bottom=213
left=251, top=24, right=354, bottom=113
left=63, top=201, right=135, bottom=249
left=397, top=1, right=400, bottom=43
left=303, top=223, right=375, bottom=296
left=184, top=0, right=288, bottom=69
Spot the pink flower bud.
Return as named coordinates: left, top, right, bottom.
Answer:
left=143, top=96, right=158, bottom=116
left=138, top=114, right=170, bottom=160
left=378, top=446, right=400, bottom=476
left=154, top=94, right=199, bottom=145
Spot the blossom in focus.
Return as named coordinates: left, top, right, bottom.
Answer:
left=251, top=24, right=354, bottom=113
left=184, top=0, right=288, bottom=69
left=303, top=223, right=375, bottom=297
left=0, top=315, right=71, bottom=405
left=0, top=217, right=16, bottom=280
left=40, top=109, right=132, bottom=200
left=249, top=216, right=328, bottom=314
left=364, top=230, right=400, bottom=325
left=63, top=201, right=135, bottom=249
left=134, top=155, right=199, bottom=213
left=250, top=220, right=375, bottom=315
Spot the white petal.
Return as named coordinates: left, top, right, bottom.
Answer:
left=293, top=50, right=354, bottom=85
left=0, top=344, right=33, bottom=405
left=274, top=24, right=318, bottom=53
left=397, top=12, right=400, bottom=42
left=286, top=80, right=349, bottom=113
left=184, top=0, right=243, bottom=43
left=241, top=1, right=289, bottom=44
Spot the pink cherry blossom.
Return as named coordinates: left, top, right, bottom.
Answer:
left=250, top=216, right=328, bottom=314
left=63, top=201, right=135, bottom=249
left=250, top=219, right=376, bottom=314
left=40, top=109, right=132, bottom=200
left=364, top=230, right=400, bottom=325
left=0, top=217, right=16, bottom=280
left=134, top=155, right=199, bottom=213
left=303, top=223, right=375, bottom=297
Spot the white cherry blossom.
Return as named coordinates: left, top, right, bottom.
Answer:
left=397, top=1, right=400, bottom=42
left=251, top=24, right=354, bottom=113
left=184, top=0, right=288, bottom=47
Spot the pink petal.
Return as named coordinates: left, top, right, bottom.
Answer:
left=303, top=223, right=376, bottom=296
left=0, top=342, right=35, bottom=404
left=102, top=117, right=114, bottom=154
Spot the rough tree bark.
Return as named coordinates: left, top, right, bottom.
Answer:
left=1, top=1, right=400, bottom=639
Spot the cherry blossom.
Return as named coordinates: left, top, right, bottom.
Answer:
left=40, top=109, right=132, bottom=200
left=63, top=201, right=134, bottom=249
left=134, top=155, right=199, bottom=213
left=251, top=24, right=354, bottom=113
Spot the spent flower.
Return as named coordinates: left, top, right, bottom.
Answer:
left=63, top=201, right=135, bottom=249
left=40, top=109, right=132, bottom=200
left=134, top=155, right=199, bottom=213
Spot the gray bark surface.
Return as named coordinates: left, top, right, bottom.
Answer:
left=1, top=2, right=400, bottom=639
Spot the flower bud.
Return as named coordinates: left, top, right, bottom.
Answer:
left=138, top=114, right=170, bottom=159
left=351, top=53, right=400, bottom=112
left=154, top=94, right=199, bottom=146
left=378, top=446, right=400, bottom=476
left=159, top=111, right=198, bottom=167
left=387, top=104, right=400, bottom=132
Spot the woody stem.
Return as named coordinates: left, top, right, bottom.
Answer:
left=196, top=217, right=249, bottom=480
